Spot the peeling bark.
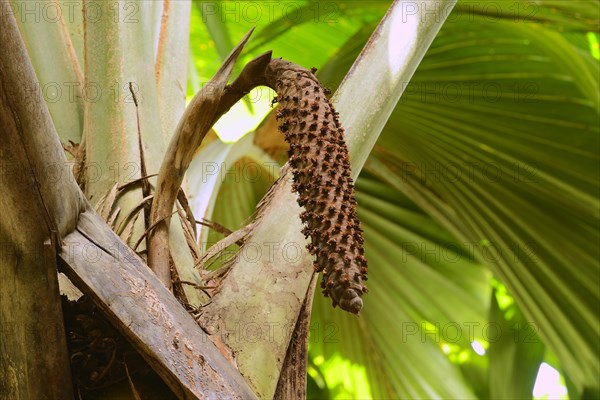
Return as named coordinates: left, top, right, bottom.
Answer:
left=273, top=275, right=317, bottom=400
left=148, top=29, right=270, bottom=287
left=59, top=211, right=257, bottom=399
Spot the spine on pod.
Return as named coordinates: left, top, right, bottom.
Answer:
left=268, top=61, right=368, bottom=314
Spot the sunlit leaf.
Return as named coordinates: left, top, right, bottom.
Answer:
left=488, top=284, right=546, bottom=399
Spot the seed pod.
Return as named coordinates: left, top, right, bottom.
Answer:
left=266, top=59, right=368, bottom=314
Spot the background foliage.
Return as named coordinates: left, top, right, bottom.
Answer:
left=188, top=1, right=599, bottom=399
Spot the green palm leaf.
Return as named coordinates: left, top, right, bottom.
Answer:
left=368, top=15, right=599, bottom=391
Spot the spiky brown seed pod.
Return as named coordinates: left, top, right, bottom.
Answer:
left=267, top=60, right=368, bottom=314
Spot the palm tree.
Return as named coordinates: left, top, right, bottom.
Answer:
left=0, top=0, right=597, bottom=398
